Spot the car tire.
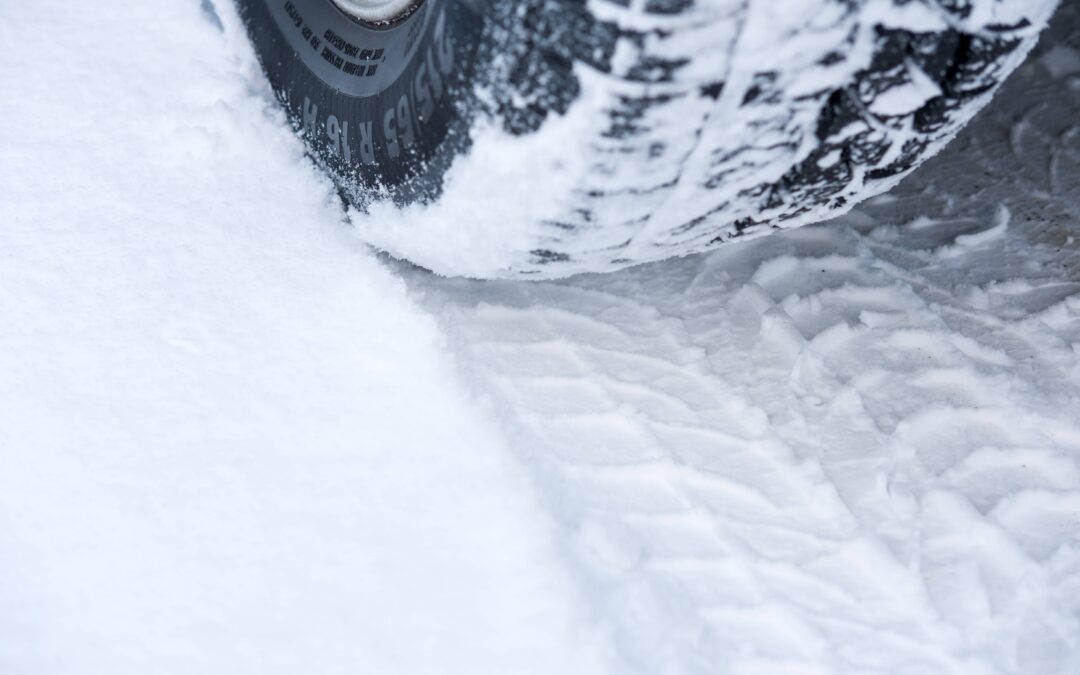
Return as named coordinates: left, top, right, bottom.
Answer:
left=236, top=0, right=1059, bottom=278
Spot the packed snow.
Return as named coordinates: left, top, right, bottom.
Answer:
left=1, top=1, right=1078, bottom=674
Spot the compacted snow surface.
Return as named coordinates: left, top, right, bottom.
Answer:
left=2, top=2, right=1079, bottom=674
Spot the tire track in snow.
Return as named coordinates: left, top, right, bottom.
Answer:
left=401, top=9, right=1080, bottom=672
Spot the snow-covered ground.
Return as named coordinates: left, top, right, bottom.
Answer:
left=2, top=2, right=1078, bottom=674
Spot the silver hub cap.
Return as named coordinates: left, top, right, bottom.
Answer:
left=331, top=0, right=419, bottom=22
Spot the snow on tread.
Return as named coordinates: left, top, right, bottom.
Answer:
left=361, top=0, right=1060, bottom=278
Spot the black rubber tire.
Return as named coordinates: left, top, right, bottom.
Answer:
left=236, top=0, right=1059, bottom=278
left=234, top=0, right=485, bottom=204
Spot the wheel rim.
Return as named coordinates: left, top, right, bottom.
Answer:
left=330, top=0, right=420, bottom=23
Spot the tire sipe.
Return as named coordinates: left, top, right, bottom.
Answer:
left=236, top=0, right=1059, bottom=278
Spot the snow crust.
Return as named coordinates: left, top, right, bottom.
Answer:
left=3, top=1, right=1080, bottom=674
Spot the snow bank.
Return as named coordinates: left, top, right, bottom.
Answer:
left=0, top=3, right=613, bottom=673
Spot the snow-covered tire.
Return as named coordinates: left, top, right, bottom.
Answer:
left=237, top=0, right=1059, bottom=278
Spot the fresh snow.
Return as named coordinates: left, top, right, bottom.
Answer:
left=0, top=3, right=614, bottom=673
left=2, top=1, right=1079, bottom=675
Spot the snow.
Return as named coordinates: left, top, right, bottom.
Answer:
left=356, top=0, right=1057, bottom=278
left=0, top=3, right=613, bottom=673
left=2, top=1, right=1080, bottom=674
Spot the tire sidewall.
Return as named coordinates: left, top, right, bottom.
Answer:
left=238, top=0, right=482, bottom=200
